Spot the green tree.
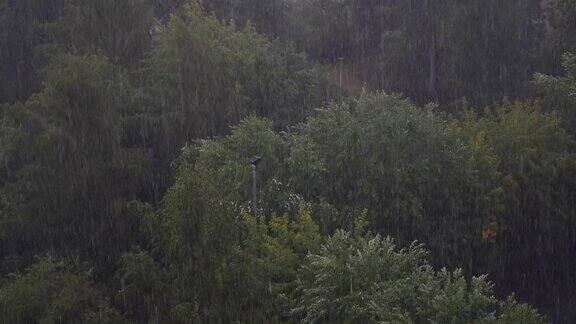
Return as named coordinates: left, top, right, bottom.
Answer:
left=0, top=54, right=145, bottom=273
left=0, top=257, right=126, bottom=323
left=55, top=0, right=154, bottom=66
left=203, top=0, right=295, bottom=40
left=135, top=116, right=324, bottom=322
left=451, top=100, right=576, bottom=321
left=0, top=0, right=63, bottom=103
left=291, top=0, right=546, bottom=106
left=541, top=0, right=576, bottom=69
left=288, top=93, right=499, bottom=272
left=140, top=5, right=333, bottom=195
left=114, top=249, right=169, bottom=323
left=534, top=52, right=576, bottom=134
left=0, top=0, right=155, bottom=103
left=293, top=230, right=543, bottom=323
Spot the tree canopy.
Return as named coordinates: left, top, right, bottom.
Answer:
left=2, top=0, right=576, bottom=322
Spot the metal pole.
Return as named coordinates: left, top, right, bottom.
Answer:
left=251, top=164, right=257, bottom=218
left=337, top=57, right=344, bottom=87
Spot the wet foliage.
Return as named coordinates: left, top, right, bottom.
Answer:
left=1, top=0, right=576, bottom=322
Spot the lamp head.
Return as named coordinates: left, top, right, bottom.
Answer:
left=250, top=155, right=262, bottom=166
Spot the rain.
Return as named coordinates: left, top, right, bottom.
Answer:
left=0, top=0, right=574, bottom=323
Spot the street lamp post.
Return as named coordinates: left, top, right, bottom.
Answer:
left=249, top=156, right=262, bottom=218
left=337, top=57, right=345, bottom=87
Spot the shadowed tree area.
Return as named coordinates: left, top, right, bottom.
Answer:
left=1, top=0, right=576, bottom=322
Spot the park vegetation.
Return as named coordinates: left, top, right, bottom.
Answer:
left=2, top=0, right=576, bottom=322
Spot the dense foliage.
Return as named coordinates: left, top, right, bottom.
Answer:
left=294, top=231, right=541, bottom=323
left=1, top=0, right=576, bottom=322
left=199, top=0, right=559, bottom=107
